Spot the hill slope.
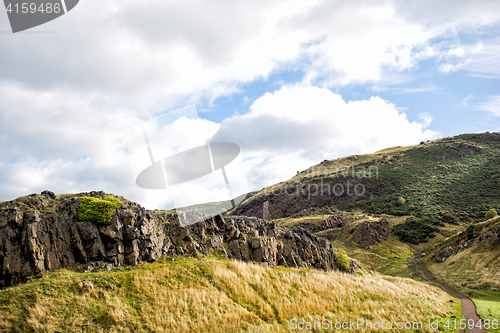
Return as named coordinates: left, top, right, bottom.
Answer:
left=425, top=216, right=500, bottom=331
left=0, top=256, right=459, bottom=333
left=428, top=215, right=500, bottom=293
left=230, top=133, right=500, bottom=244
left=232, top=132, right=500, bottom=222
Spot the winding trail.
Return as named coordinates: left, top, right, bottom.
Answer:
left=413, top=257, right=485, bottom=333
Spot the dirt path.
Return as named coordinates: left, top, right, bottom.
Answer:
left=413, top=257, right=485, bottom=333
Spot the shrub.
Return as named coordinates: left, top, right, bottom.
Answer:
left=78, top=197, right=121, bottom=225
left=440, top=212, right=458, bottom=224
left=485, top=208, right=498, bottom=219
left=335, top=249, right=351, bottom=272
left=392, top=217, right=440, bottom=244
left=466, top=224, right=475, bottom=240
left=396, top=197, right=406, bottom=206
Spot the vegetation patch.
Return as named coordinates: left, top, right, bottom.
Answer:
left=78, top=197, right=121, bottom=225
left=486, top=208, right=498, bottom=219
left=0, top=256, right=457, bottom=332
left=335, top=249, right=351, bottom=272
left=392, top=216, right=440, bottom=244
left=472, top=294, right=500, bottom=333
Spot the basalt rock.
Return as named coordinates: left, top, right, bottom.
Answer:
left=350, top=218, right=389, bottom=248
left=297, top=215, right=345, bottom=233
left=0, top=191, right=349, bottom=287
left=432, top=222, right=500, bottom=262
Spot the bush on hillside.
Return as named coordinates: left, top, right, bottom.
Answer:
left=392, top=217, right=440, bottom=245
left=439, top=212, right=459, bottom=225
left=78, top=197, right=121, bottom=225
left=485, top=208, right=498, bottom=219
left=335, top=249, right=351, bottom=272
left=466, top=224, right=476, bottom=240
left=396, top=197, right=405, bottom=206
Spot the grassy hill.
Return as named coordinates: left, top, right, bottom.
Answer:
left=425, top=216, right=500, bottom=331
left=231, top=132, right=500, bottom=244
left=0, top=256, right=460, bottom=333
left=272, top=211, right=465, bottom=280
left=3, top=133, right=499, bottom=332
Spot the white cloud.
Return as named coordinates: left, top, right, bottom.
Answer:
left=461, top=94, right=475, bottom=106
left=211, top=85, right=439, bottom=190
left=1, top=0, right=498, bottom=206
left=474, top=95, right=500, bottom=117
left=418, top=112, right=433, bottom=129
left=466, top=41, right=500, bottom=78
left=371, top=83, right=441, bottom=94
left=0, top=84, right=194, bottom=207
left=448, top=48, right=465, bottom=57
left=292, top=1, right=436, bottom=85
left=439, top=61, right=470, bottom=73
left=2, top=0, right=498, bottom=100
left=393, top=0, right=500, bottom=31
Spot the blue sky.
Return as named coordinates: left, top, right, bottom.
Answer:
left=0, top=0, right=499, bottom=208
left=201, top=67, right=500, bottom=136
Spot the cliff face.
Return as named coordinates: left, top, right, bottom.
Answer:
left=0, top=191, right=348, bottom=288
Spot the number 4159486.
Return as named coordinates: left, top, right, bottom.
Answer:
left=5, top=3, right=62, bottom=14
left=443, top=319, right=498, bottom=330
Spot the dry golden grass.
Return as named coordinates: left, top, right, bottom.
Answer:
left=274, top=215, right=332, bottom=228
left=426, top=243, right=500, bottom=294
left=425, top=217, right=500, bottom=295
left=0, top=256, right=456, bottom=332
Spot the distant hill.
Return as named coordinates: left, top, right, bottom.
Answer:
left=231, top=132, right=500, bottom=243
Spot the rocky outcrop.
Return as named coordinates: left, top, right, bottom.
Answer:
left=297, top=215, right=345, bottom=233
left=432, top=219, right=500, bottom=262
left=444, top=142, right=485, bottom=158
left=0, top=191, right=348, bottom=288
left=432, top=241, right=473, bottom=262
left=350, top=218, right=389, bottom=248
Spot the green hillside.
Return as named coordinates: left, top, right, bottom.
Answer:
left=272, top=211, right=465, bottom=279
left=231, top=132, right=500, bottom=244
left=425, top=216, right=500, bottom=331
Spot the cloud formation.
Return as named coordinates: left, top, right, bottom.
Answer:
left=0, top=0, right=498, bottom=207
left=475, top=95, right=500, bottom=117
left=212, top=85, right=439, bottom=190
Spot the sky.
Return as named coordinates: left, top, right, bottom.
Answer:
left=0, top=0, right=499, bottom=209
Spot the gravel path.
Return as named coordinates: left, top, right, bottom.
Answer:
left=413, top=257, right=485, bottom=333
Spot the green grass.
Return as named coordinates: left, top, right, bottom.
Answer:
left=438, top=300, right=464, bottom=333
left=78, top=197, right=121, bottom=225
left=472, top=294, right=500, bottom=332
